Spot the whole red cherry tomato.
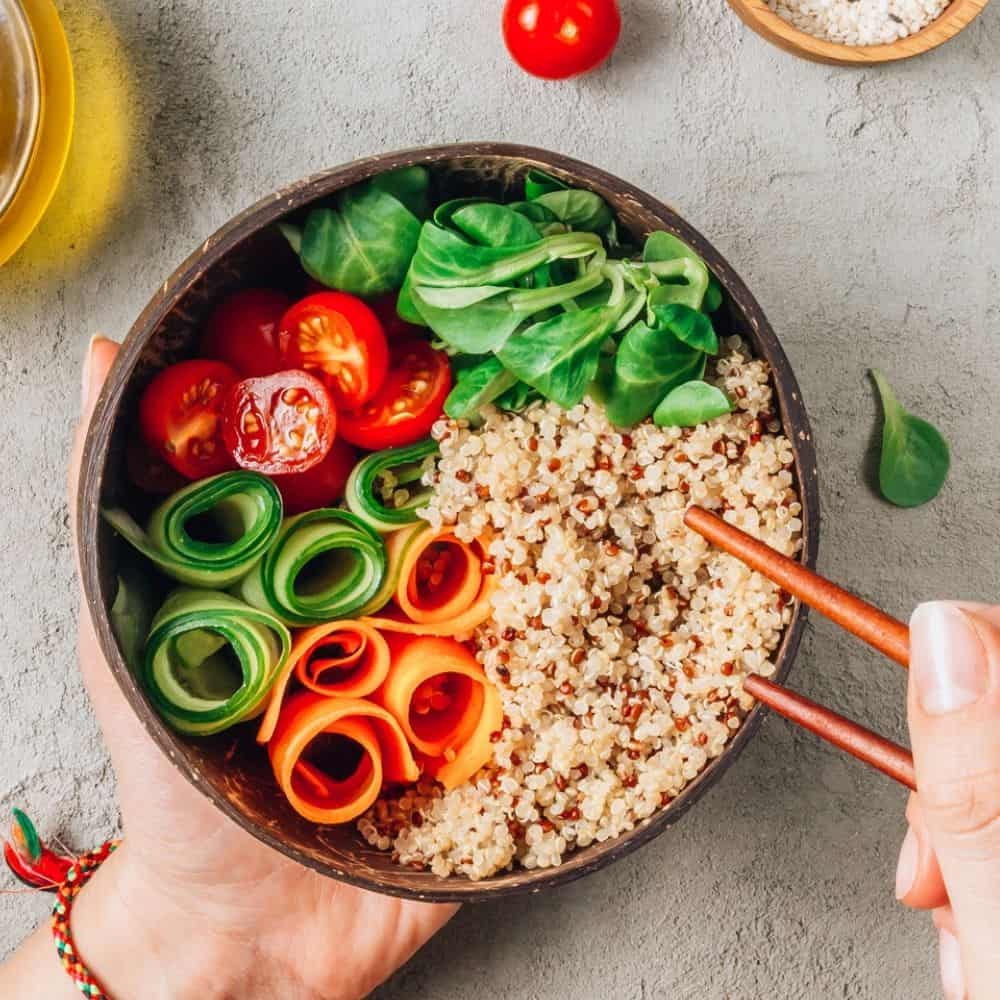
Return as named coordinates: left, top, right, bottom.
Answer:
left=222, top=370, right=336, bottom=475
left=502, top=0, right=621, bottom=80
left=339, top=339, right=451, bottom=450
left=279, top=292, right=389, bottom=410
left=139, top=360, right=238, bottom=479
left=269, top=438, right=357, bottom=515
left=200, top=288, right=292, bottom=377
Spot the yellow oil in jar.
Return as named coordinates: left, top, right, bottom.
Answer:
left=0, top=0, right=135, bottom=272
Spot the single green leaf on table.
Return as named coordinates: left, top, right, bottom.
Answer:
left=524, top=168, right=569, bottom=200
left=649, top=302, right=719, bottom=354
left=497, top=303, right=621, bottom=409
left=369, top=165, right=432, bottom=219
left=653, top=380, right=733, bottom=428
left=443, top=355, right=519, bottom=419
left=871, top=370, right=950, bottom=508
left=600, top=313, right=707, bottom=427
left=299, top=184, right=422, bottom=296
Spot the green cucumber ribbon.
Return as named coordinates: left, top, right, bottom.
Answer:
left=344, top=439, right=439, bottom=533
left=234, top=508, right=388, bottom=626
left=144, top=588, right=291, bottom=735
left=102, top=472, right=283, bottom=588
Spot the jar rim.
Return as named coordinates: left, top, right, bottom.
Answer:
left=0, top=0, right=42, bottom=218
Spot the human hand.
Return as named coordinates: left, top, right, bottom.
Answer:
left=894, top=602, right=1000, bottom=1000
left=66, top=337, right=457, bottom=1000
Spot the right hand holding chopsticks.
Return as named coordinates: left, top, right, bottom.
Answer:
left=895, top=602, right=1000, bottom=1000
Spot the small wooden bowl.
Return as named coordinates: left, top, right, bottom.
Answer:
left=77, top=143, right=821, bottom=902
left=728, top=0, right=989, bottom=65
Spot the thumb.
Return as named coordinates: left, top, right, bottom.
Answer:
left=908, top=601, right=1000, bottom=999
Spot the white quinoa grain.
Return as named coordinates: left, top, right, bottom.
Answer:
left=359, top=345, right=802, bottom=880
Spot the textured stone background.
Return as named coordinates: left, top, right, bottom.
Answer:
left=1, top=2, right=998, bottom=996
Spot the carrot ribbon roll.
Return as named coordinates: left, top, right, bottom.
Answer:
left=375, top=635, right=502, bottom=790
left=257, top=621, right=391, bottom=743
left=268, top=691, right=419, bottom=825
left=363, top=524, right=497, bottom=636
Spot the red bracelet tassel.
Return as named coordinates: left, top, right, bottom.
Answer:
left=3, top=809, right=120, bottom=1000
left=3, top=808, right=74, bottom=891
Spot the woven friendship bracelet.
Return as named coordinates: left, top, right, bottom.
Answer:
left=51, top=840, right=122, bottom=1000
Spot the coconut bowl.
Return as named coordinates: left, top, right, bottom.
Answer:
left=77, top=143, right=820, bottom=902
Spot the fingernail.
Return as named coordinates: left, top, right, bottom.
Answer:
left=81, top=335, right=107, bottom=409
left=938, top=928, right=966, bottom=1000
left=910, top=603, right=989, bottom=716
left=895, top=827, right=918, bottom=900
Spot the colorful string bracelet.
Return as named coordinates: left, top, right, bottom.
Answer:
left=51, top=839, right=122, bottom=999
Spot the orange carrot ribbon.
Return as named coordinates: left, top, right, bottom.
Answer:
left=375, top=635, right=503, bottom=790
left=268, top=692, right=419, bottom=825
left=363, top=525, right=497, bottom=637
left=258, top=621, right=391, bottom=743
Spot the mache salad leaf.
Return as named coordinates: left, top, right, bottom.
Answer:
left=600, top=309, right=708, bottom=427
left=444, top=355, right=519, bottom=419
left=871, top=370, right=950, bottom=508
left=497, top=301, right=624, bottom=410
left=283, top=167, right=430, bottom=296
left=653, top=380, right=733, bottom=428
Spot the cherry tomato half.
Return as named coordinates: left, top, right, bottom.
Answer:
left=139, top=360, right=237, bottom=479
left=339, top=339, right=451, bottom=450
left=502, top=0, right=621, bottom=80
left=280, top=292, right=389, bottom=410
left=200, top=288, right=292, bottom=377
left=270, top=438, right=357, bottom=515
left=223, top=370, right=336, bottom=475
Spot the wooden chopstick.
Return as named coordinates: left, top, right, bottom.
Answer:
left=744, top=676, right=916, bottom=790
left=683, top=505, right=911, bottom=667
left=683, top=505, right=915, bottom=790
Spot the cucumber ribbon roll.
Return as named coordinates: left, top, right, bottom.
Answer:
left=235, top=509, right=389, bottom=626
left=102, top=472, right=283, bottom=588
left=144, top=589, right=291, bottom=735
left=344, top=439, right=439, bottom=533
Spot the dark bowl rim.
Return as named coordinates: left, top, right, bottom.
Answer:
left=78, top=142, right=821, bottom=902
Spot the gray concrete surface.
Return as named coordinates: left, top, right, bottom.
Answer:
left=1, top=1, right=998, bottom=996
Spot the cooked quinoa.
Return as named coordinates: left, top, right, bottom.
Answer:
left=358, top=339, right=803, bottom=880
